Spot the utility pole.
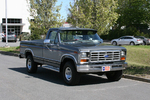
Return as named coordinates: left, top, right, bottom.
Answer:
left=5, top=0, right=9, bottom=47
left=74, top=0, right=78, bottom=27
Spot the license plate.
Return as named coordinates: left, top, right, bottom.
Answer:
left=8, top=35, right=12, bottom=37
left=102, top=66, right=111, bottom=71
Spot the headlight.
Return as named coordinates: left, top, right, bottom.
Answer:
left=121, top=51, right=125, bottom=56
left=81, top=52, right=87, bottom=58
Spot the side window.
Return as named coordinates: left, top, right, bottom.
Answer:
left=120, top=37, right=125, bottom=39
left=54, top=35, right=58, bottom=44
left=124, top=37, right=128, bottom=39
left=126, top=37, right=132, bottom=39
left=49, top=31, right=57, bottom=44
left=60, top=31, right=74, bottom=42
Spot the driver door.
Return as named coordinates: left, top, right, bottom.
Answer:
left=43, top=30, right=60, bottom=67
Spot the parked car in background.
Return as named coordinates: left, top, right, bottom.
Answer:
left=2, top=32, right=17, bottom=42
left=100, top=37, right=103, bottom=43
left=135, top=36, right=150, bottom=45
left=111, top=36, right=143, bottom=45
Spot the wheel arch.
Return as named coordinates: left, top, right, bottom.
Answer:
left=25, top=48, right=34, bottom=58
left=130, top=41, right=135, bottom=45
left=60, top=55, right=77, bottom=73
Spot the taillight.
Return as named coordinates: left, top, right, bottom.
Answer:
left=4, top=35, right=6, bottom=37
left=137, top=39, right=140, bottom=41
left=14, top=35, right=16, bottom=37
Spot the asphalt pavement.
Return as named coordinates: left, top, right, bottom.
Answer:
left=0, top=40, right=20, bottom=47
left=0, top=54, right=150, bottom=100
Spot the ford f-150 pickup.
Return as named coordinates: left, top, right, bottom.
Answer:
left=19, top=27, right=127, bottom=85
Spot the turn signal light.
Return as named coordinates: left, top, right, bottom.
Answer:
left=121, top=57, right=125, bottom=60
left=80, top=59, right=88, bottom=62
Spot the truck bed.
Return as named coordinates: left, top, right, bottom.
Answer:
left=21, top=39, right=44, bottom=44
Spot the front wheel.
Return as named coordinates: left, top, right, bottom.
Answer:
left=112, top=41, right=117, bottom=46
left=26, top=55, right=37, bottom=73
left=106, top=70, right=122, bottom=81
left=63, top=61, right=80, bottom=85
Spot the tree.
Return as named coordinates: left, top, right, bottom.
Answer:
left=67, top=0, right=119, bottom=35
left=27, top=0, right=64, bottom=40
left=116, top=0, right=150, bottom=29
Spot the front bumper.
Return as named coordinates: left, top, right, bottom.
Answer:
left=3, top=37, right=16, bottom=41
left=77, top=62, right=127, bottom=73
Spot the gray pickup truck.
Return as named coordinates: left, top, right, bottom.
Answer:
left=19, top=27, right=127, bottom=85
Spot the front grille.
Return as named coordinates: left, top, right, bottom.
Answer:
left=90, top=50, right=120, bottom=62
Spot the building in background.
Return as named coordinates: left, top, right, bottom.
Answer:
left=62, top=22, right=72, bottom=27
left=0, top=0, right=31, bottom=37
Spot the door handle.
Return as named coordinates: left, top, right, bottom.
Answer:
left=45, top=44, right=52, bottom=51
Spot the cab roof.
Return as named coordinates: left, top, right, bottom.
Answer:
left=49, top=27, right=97, bottom=31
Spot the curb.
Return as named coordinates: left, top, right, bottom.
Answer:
left=0, top=51, right=19, bottom=57
left=0, top=50, right=150, bottom=83
left=123, top=74, right=150, bottom=83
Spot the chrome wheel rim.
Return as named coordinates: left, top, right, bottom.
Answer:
left=113, top=42, right=116, bottom=45
left=65, top=67, right=72, bottom=81
left=131, top=43, right=134, bottom=45
left=27, top=59, right=31, bottom=70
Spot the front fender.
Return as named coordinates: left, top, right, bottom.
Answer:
left=61, top=54, right=77, bottom=64
left=24, top=48, right=34, bottom=58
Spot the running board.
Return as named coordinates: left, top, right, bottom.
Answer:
left=42, top=65, right=60, bottom=72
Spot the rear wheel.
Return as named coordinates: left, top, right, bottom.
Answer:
left=26, top=55, right=37, bottom=73
left=63, top=61, right=80, bottom=85
left=143, top=41, right=146, bottom=45
left=130, top=42, right=135, bottom=45
left=106, top=70, right=122, bottom=81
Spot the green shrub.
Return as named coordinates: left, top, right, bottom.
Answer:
left=30, top=33, right=41, bottom=40
left=18, top=32, right=31, bottom=41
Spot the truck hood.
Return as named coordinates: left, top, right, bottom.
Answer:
left=64, top=43, right=126, bottom=51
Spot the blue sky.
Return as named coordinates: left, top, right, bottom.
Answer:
left=56, top=0, right=74, bottom=20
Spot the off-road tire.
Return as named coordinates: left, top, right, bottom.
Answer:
left=106, top=70, right=122, bottom=81
left=63, top=61, right=80, bottom=85
left=26, top=55, right=37, bottom=73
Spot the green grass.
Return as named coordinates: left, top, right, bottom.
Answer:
left=123, top=45, right=150, bottom=67
left=123, top=64, right=150, bottom=75
left=123, top=45, right=150, bottom=75
left=0, top=46, right=20, bottom=53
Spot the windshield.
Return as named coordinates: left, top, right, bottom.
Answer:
left=59, top=30, right=102, bottom=45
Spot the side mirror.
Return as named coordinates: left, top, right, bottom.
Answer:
left=44, top=39, right=50, bottom=44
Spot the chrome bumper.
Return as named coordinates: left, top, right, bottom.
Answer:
left=77, top=62, right=127, bottom=73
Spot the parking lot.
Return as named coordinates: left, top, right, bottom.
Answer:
left=0, top=53, right=150, bottom=100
